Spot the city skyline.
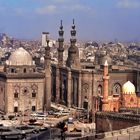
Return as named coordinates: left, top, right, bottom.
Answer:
left=0, top=0, right=140, bottom=42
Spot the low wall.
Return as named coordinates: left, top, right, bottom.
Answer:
left=95, top=125, right=140, bottom=140
left=95, top=112, right=140, bottom=133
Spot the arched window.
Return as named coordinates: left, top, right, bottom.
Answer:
left=32, top=90, right=36, bottom=98
left=97, top=85, right=102, bottom=96
left=31, top=84, right=38, bottom=98
left=130, top=97, right=134, bottom=102
left=14, top=89, right=19, bottom=98
left=14, top=92, right=18, bottom=98
left=32, top=106, right=36, bottom=111
left=24, top=89, right=27, bottom=93
left=113, top=83, right=121, bottom=95
left=11, top=68, right=15, bottom=73
left=14, top=101, right=18, bottom=112
left=23, top=68, right=26, bottom=73
left=82, top=83, right=89, bottom=95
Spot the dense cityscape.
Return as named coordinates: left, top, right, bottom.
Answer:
left=0, top=22, right=139, bottom=140
left=0, top=0, right=140, bottom=140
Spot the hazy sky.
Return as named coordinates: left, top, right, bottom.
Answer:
left=0, top=0, right=140, bottom=42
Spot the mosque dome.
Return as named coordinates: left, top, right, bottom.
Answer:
left=7, top=47, right=33, bottom=66
left=122, top=81, right=135, bottom=94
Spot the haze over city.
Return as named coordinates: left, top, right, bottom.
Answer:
left=0, top=0, right=140, bottom=42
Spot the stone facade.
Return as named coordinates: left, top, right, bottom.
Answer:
left=5, top=78, right=44, bottom=114
left=1, top=22, right=140, bottom=116
left=52, top=65, right=140, bottom=112
left=51, top=21, right=140, bottom=114
left=0, top=47, right=46, bottom=115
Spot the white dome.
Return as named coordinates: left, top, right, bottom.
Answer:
left=122, top=81, right=135, bottom=94
left=8, top=47, right=33, bottom=66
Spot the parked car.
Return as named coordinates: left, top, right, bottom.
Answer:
left=30, top=112, right=47, bottom=120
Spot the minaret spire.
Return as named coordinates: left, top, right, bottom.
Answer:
left=61, top=19, right=63, bottom=28
left=71, top=18, right=76, bottom=42
left=57, top=20, right=64, bottom=66
left=66, top=19, right=80, bottom=68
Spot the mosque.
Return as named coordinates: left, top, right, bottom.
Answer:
left=51, top=20, right=140, bottom=113
left=100, top=60, right=140, bottom=112
left=0, top=20, right=140, bottom=115
left=0, top=46, right=51, bottom=115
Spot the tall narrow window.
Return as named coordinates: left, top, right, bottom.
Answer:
left=14, top=107, right=18, bottom=112
left=14, top=92, right=18, bottom=98
left=32, top=106, right=36, bottom=111
left=11, top=68, right=15, bottom=73
left=23, top=68, right=26, bottom=73
left=32, top=90, right=36, bottom=98
left=97, top=85, right=102, bottom=96
left=113, top=83, right=121, bottom=95
left=14, top=90, right=19, bottom=98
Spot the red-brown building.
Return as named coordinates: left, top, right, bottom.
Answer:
left=98, top=60, right=140, bottom=112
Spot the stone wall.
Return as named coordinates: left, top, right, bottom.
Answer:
left=95, top=125, right=140, bottom=140
left=6, top=78, right=44, bottom=114
left=95, top=112, right=140, bottom=133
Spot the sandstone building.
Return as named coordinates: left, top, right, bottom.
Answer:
left=0, top=45, right=51, bottom=115
left=0, top=20, right=140, bottom=115
left=51, top=20, right=140, bottom=113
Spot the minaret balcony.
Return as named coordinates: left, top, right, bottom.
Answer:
left=102, top=99, right=109, bottom=104
left=70, top=38, right=76, bottom=43
left=59, top=30, right=64, bottom=36
left=57, top=47, right=64, bottom=52
left=58, top=38, right=64, bottom=42
left=103, top=76, right=110, bottom=80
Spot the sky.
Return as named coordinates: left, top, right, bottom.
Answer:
left=0, top=0, right=140, bottom=42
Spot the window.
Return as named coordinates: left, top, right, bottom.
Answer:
left=32, top=106, right=36, bottom=111
left=14, top=92, right=18, bottom=98
left=113, top=83, right=121, bottom=95
left=130, top=97, right=134, bottom=102
left=1, top=87, right=3, bottom=92
left=97, top=85, right=102, bottom=96
left=32, top=91, right=36, bottom=98
left=14, top=107, right=18, bottom=112
left=24, top=89, right=27, bottom=93
left=23, top=68, right=26, bottom=73
left=33, top=68, right=35, bottom=72
left=11, top=68, right=15, bottom=73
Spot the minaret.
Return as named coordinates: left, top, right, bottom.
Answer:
left=44, top=32, right=51, bottom=110
left=102, top=60, right=109, bottom=111
left=56, top=21, right=64, bottom=103
left=66, top=19, right=80, bottom=68
left=57, top=20, right=64, bottom=67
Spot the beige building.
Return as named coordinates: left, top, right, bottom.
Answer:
left=0, top=47, right=51, bottom=115
left=1, top=21, right=140, bottom=116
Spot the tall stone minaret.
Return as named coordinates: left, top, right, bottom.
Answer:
left=57, top=20, right=64, bottom=67
left=102, top=60, right=109, bottom=111
left=44, top=32, right=51, bottom=110
left=56, top=21, right=64, bottom=103
left=66, top=19, right=80, bottom=68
